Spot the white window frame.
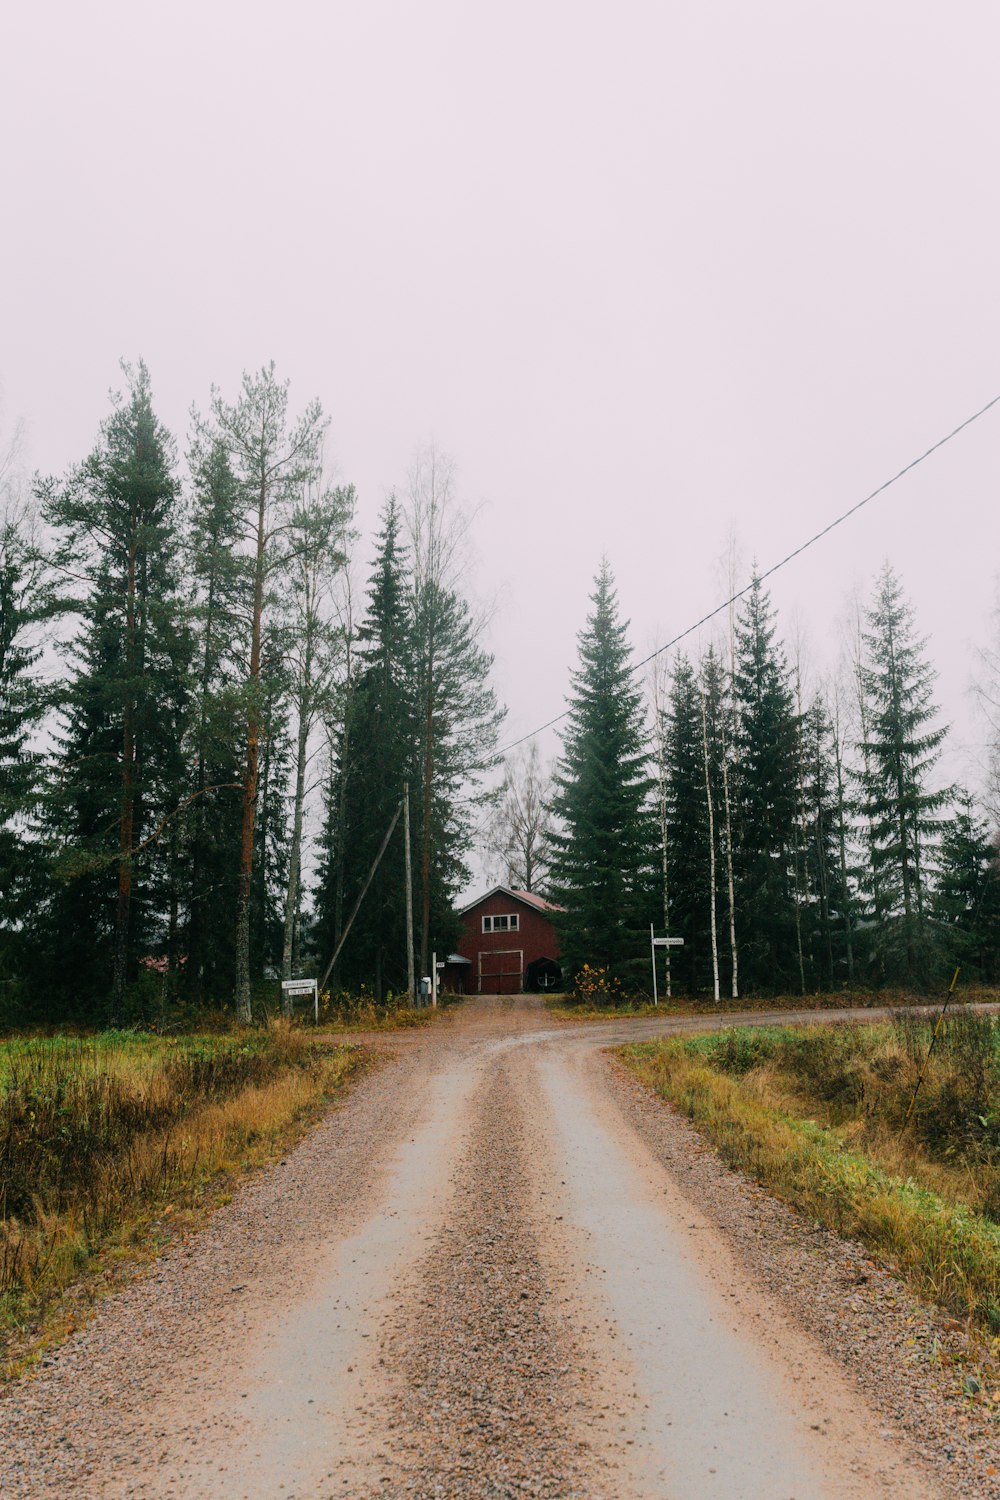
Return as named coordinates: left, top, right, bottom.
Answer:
left=481, top=912, right=520, bottom=933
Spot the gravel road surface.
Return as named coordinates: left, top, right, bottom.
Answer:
left=2, top=995, right=994, bottom=1499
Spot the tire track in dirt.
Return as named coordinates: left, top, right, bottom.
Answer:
left=366, top=1053, right=634, bottom=1499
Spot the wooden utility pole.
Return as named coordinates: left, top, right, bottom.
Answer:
left=403, top=781, right=416, bottom=1003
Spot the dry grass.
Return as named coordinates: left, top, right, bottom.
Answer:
left=620, top=1016, right=1000, bottom=1333
left=0, top=1023, right=369, bottom=1374
left=318, top=999, right=434, bottom=1031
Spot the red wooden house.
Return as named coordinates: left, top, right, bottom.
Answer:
left=442, top=886, right=565, bottom=994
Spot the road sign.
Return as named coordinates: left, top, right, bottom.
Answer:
left=650, top=927, right=684, bottom=1006
left=281, top=977, right=319, bottom=1022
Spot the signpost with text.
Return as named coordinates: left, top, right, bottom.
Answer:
left=650, top=927, right=684, bottom=1006
left=281, top=977, right=319, bottom=1023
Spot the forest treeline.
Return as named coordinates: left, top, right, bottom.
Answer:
left=530, top=562, right=1000, bottom=996
left=0, top=363, right=503, bottom=1024
left=2, top=361, right=998, bottom=1020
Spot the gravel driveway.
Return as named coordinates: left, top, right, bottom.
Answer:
left=1, top=995, right=994, bottom=1498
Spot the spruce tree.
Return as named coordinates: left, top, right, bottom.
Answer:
left=409, top=577, right=503, bottom=974
left=0, top=517, right=44, bottom=981
left=799, top=693, right=848, bottom=989
left=39, top=363, right=191, bottom=1017
left=731, top=573, right=800, bottom=992
left=661, top=652, right=721, bottom=996
left=249, top=631, right=292, bottom=986
left=548, top=563, right=657, bottom=985
left=934, top=794, right=1000, bottom=983
left=315, top=497, right=414, bottom=996
left=857, top=564, right=950, bottom=984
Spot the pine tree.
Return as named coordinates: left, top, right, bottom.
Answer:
left=279, top=483, right=353, bottom=980
left=181, top=436, right=247, bottom=1003
left=731, top=573, right=800, bottom=993
left=548, top=563, right=657, bottom=985
left=857, top=564, right=950, bottom=985
left=205, top=366, right=327, bottom=1022
left=39, top=363, right=191, bottom=1017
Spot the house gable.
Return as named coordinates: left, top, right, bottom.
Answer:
left=453, top=887, right=563, bottom=994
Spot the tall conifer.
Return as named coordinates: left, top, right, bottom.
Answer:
left=857, top=564, right=950, bottom=984
left=316, top=497, right=415, bottom=995
left=660, top=654, right=708, bottom=993
left=731, top=573, right=800, bottom=992
left=548, top=563, right=657, bottom=983
left=39, top=363, right=191, bottom=1016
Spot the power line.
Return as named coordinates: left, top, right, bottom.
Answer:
left=498, top=392, right=1000, bottom=756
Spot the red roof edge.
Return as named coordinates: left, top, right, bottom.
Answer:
left=457, top=884, right=566, bottom=917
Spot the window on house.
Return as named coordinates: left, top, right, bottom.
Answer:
left=481, top=913, right=520, bottom=933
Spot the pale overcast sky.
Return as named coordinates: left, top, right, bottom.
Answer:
left=2, top=2, right=998, bottom=811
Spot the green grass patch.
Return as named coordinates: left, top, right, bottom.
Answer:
left=620, top=1014, right=1000, bottom=1332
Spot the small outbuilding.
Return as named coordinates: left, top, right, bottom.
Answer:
left=443, top=885, right=565, bottom=995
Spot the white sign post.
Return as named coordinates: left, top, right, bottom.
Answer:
left=650, top=927, right=684, bottom=1006
left=281, top=977, right=319, bottom=1023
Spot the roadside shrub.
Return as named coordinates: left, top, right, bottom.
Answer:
left=573, top=965, right=626, bottom=1006
left=318, top=987, right=431, bottom=1027
left=705, top=1028, right=782, bottom=1077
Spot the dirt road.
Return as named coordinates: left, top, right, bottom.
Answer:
left=1, top=996, right=993, bottom=1499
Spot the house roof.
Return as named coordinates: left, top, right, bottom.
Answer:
left=457, top=885, right=565, bottom=917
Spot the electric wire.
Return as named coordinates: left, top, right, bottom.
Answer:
left=498, top=392, right=1000, bottom=756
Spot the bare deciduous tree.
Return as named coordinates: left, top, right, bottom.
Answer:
left=975, top=585, right=1000, bottom=827
left=483, top=740, right=553, bottom=893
